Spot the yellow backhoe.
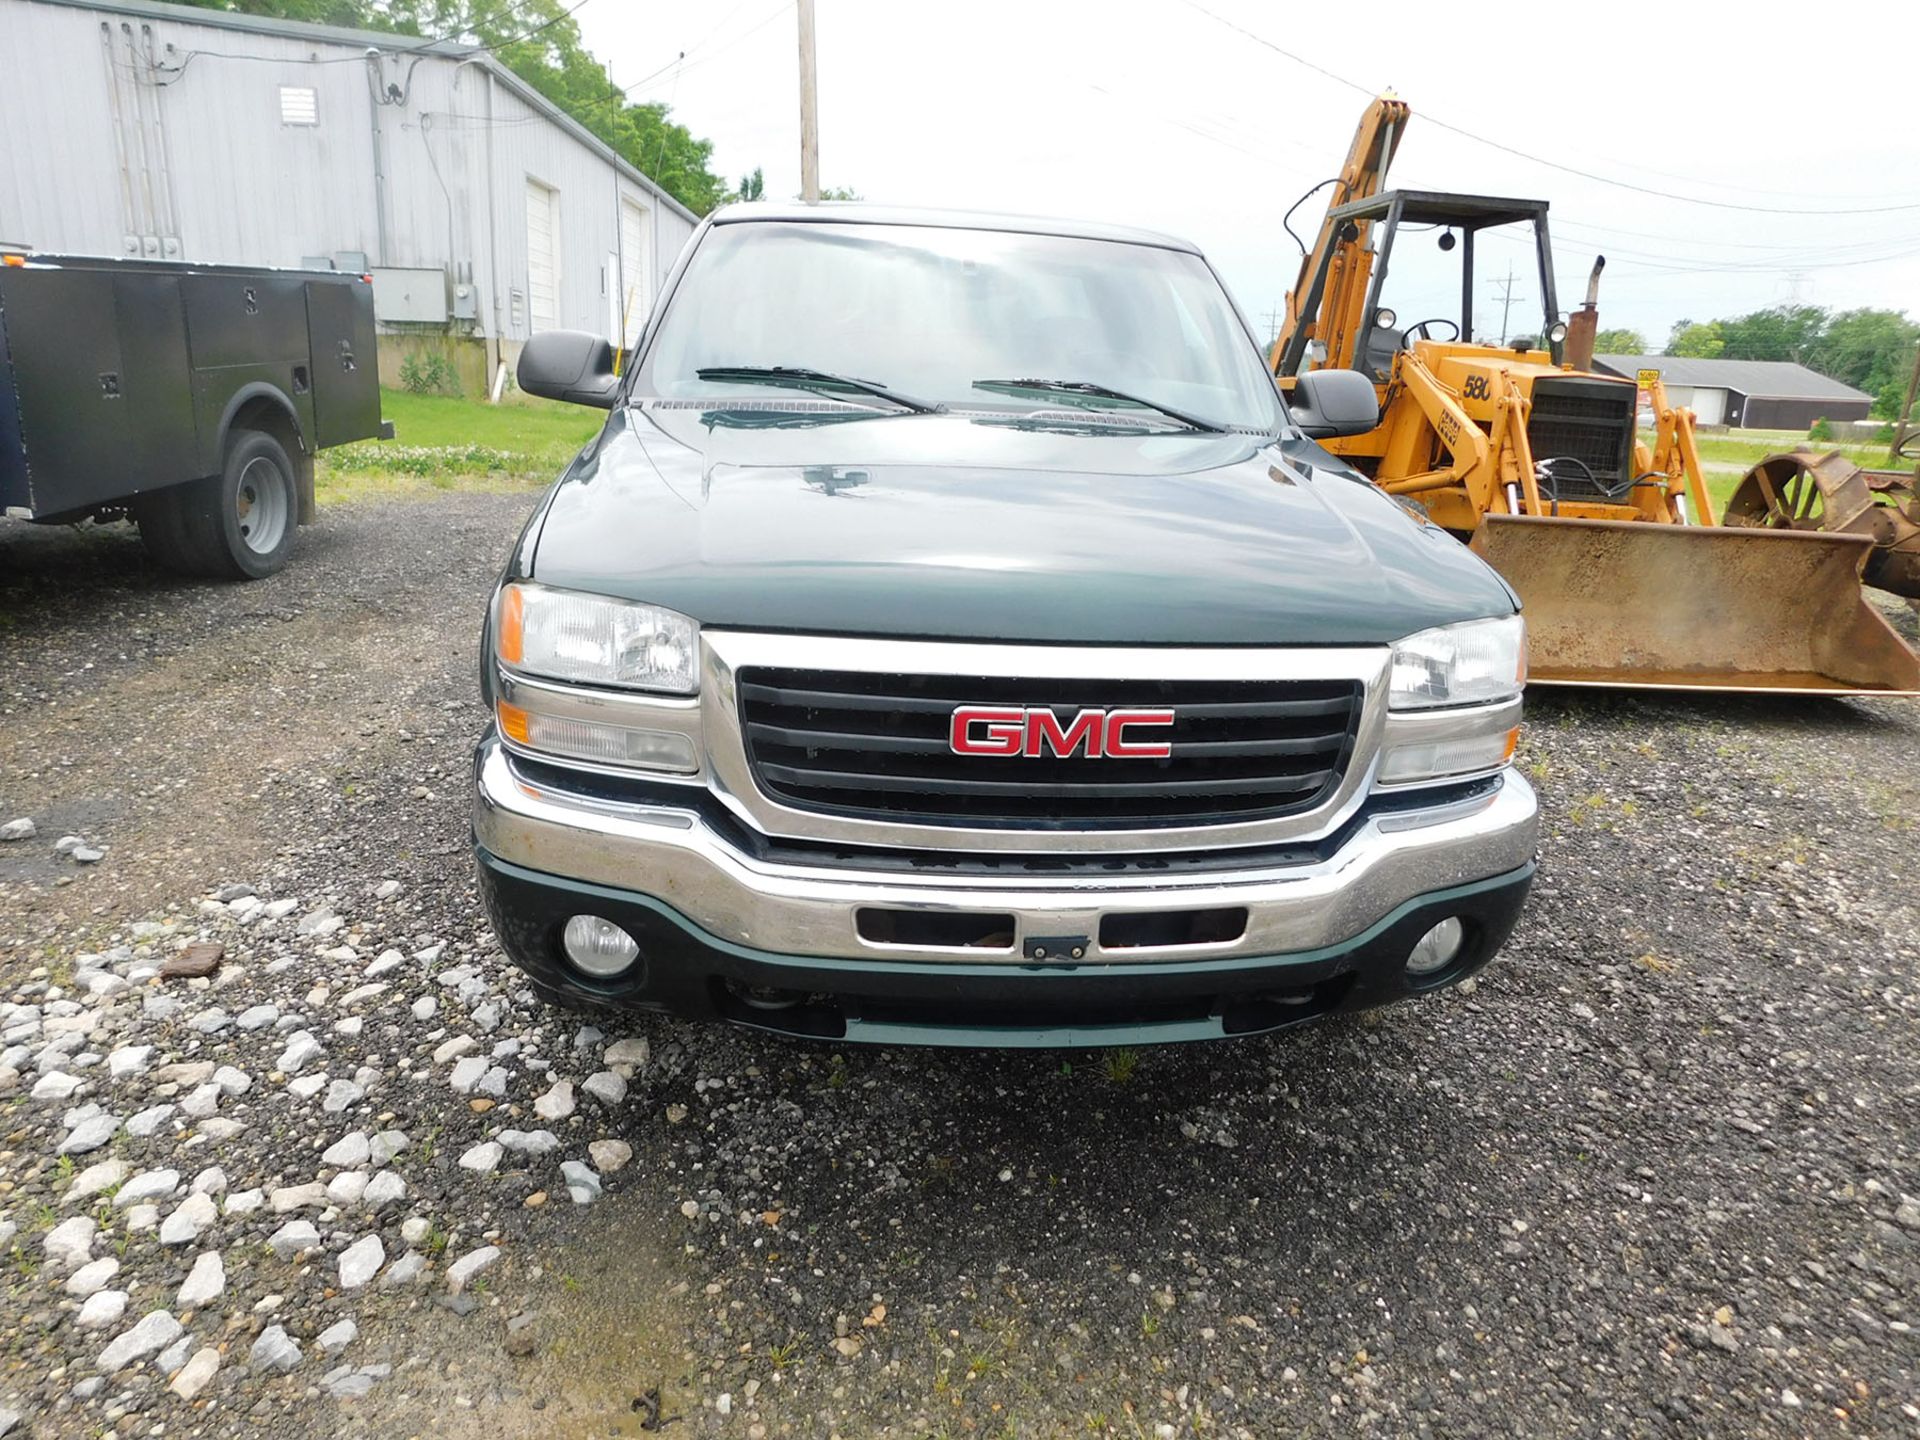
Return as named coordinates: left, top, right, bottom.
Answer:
left=1271, top=95, right=1920, bottom=695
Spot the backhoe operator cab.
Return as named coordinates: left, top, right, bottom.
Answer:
left=1270, top=187, right=1649, bottom=531
left=1273, top=190, right=1567, bottom=386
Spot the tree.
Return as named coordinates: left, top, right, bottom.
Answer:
left=1876, top=372, right=1917, bottom=424
left=174, top=0, right=741, bottom=215
left=1810, top=309, right=1920, bottom=416
left=1715, top=304, right=1825, bottom=363
left=1667, top=320, right=1726, bottom=359
left=1593, top=328, right=1645, bottom=355
left=1660, top=305, right=1918, bottom=418
left=734, top=168, right=765, bottom=203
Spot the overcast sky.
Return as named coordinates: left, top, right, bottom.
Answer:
left=579, top=0, right=1920, bottom=351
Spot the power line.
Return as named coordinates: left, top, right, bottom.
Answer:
left=613, top=1, right=795, bottom=100
left=1178, top=0, right=1920, bottom=217
left=560, top=0, right=790, bottom=136
left=1477, top=219, right=1920, bottom=277
left=1551, top=216, right=1920, bottom=258
left=447, top=0, right=596, bottom=59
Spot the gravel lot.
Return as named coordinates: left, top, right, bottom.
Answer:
left=2, top=498, right=1918, bottom=1439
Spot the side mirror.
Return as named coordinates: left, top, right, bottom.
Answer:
left=518, top=329, right=619, bottom=409
left=1289, top=368, right=1379, bottom=439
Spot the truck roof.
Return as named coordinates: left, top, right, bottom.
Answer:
left=706, top=202, right=1204, bottom=255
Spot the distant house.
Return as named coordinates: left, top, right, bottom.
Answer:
left=1591, top=355, right=1871, bottom=430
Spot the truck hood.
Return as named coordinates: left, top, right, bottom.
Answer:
left=525, top=405, right=1517, bottom=646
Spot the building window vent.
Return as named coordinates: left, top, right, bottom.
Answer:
left=279, top=86, right=319, bottom=126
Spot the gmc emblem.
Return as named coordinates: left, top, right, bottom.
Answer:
left=949, top=705, right=1174, bottom=759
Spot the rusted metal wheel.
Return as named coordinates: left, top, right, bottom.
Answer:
left=1724, top=450, right=1836, bottom=531
left=1725, top=448, right=1920, bottom=599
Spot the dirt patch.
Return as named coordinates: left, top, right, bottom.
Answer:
left=0, top=505, right=513, bottom=954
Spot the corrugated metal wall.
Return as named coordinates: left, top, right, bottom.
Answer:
left=0, top=0, right=700, bottom=345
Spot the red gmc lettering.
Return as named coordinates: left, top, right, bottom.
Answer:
left=1023, top=708, right=1105, bottom=759
left=1104, top=708, right=1175, bottom=758
left=949, top=706, right=1026, bottom=755
left=948, top=706, right=1175, bottom=759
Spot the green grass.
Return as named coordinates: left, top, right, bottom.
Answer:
left=378, top=389, right=604, bottom=450
left=1639, top=427, right=1902, bottom=514
left=315, top=388, right=604, bottom=503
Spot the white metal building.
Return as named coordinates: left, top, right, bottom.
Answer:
left=0, top=0, right=700, bottom=389
left=1593, top=355, right=1872, bottom=431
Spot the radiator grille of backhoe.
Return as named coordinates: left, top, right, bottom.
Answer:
left=1526, top=378, right=1637, bottom=504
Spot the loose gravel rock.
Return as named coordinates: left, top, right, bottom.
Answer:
left=169, top=1346, right=222, bottom=1400
left=5, top=499, right=1919, bottom=1437
left=250, top=1325, right=302, bottom=1375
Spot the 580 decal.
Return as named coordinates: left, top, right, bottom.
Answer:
left=1461, top=373, right=1492, bottom=402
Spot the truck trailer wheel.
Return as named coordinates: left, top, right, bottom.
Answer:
left=139, top=429, right=299, bottom=580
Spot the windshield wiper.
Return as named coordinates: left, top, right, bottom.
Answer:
left=694, top=365, right=942, bottom=414
left=972, top=378, right=1227, bottom=433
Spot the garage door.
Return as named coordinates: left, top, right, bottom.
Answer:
left=618, top=198, right=650, bottom=348
left=526, top=179, right=558, bottom=335
left=1691, top=387, right=1727, bottom=426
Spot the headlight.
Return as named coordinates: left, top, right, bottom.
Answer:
left=1389, top=615, right=1525, bottom=710
left=1375, top=714, right=1518, bottom=785
left=496, top=583, right=698, bottom=694
left=497, top=700, right=699, bottom=774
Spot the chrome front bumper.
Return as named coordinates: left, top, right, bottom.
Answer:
left=473, top=739, right=1539, bottom=967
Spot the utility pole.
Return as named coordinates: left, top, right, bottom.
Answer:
left=1891, top=342, right=1920, bottom=463
left=1492, top=262, right=1520, bottom=346
left=797, top=0, right=819, bottom=204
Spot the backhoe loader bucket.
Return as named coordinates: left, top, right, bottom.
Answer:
left=1469, top=514, right=1920, bottom=695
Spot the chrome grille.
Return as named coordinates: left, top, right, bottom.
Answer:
left=737, top=668, right=1363, bottom=829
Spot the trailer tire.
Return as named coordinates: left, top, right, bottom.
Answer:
left=140, top=429, right=299, bottom=580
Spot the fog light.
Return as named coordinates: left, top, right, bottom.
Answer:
left=1406, top=916, right=1465, bottom=976
left=562, top=914, right=639, bottom=978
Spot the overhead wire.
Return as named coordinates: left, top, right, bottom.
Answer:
left=563, top=0, right=791, bottom=128
left=1177, top=0, right=1920, bottom=217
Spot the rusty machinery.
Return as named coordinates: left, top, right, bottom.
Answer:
left=1724, top=444, right=1920, bottom=603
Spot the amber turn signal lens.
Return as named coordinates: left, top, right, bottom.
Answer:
left=496, top=700, right=531, bottom=745
left=495, top=586, right=524, bottom=666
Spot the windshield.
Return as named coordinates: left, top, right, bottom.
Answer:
left=637, top=221, right=1284, bottom=432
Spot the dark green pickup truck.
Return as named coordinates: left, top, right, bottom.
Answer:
left=471, top=204, right=1537, bottom=1047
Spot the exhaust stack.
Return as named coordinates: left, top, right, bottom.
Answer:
left=1562, top=255, right=1605, bottom=372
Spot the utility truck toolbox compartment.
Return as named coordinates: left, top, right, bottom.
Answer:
left=0, top=253, right=386, bottom=578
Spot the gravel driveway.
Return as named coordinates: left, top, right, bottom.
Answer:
left=2, top=499, right=1917, bottom=1439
